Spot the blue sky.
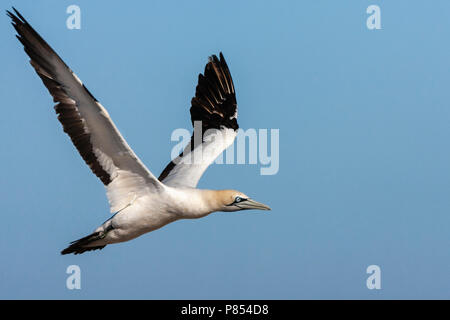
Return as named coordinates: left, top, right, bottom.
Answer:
left=1, top=0, right=449, bottom=299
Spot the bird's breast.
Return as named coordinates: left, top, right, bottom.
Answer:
left=110, top=195, right=179, bottom=232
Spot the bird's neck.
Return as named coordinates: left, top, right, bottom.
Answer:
left=170, top=188, right=225, bottom=219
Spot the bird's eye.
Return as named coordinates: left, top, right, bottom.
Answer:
left=227, top=196, right=247, bottom=206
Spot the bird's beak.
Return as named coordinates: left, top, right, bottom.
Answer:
left=237, top=199, right=271, bottom=211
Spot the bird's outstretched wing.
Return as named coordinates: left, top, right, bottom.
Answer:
left=8, top=8, right=164, bottom=212
left=159, top=53, right=239, bottom=188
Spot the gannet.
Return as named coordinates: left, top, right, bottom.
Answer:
left=8, top=8, right=271, bottom=255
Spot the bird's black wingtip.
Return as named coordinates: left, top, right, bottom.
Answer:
left=6, top=9, right=16, bottom=22
left=207, top=52, right=228, bottom=66
left=6, top=7, right=26, bottom=24
left=208, top=54, right=217, bottom=63
left=13, top=7, right=25, bottom=21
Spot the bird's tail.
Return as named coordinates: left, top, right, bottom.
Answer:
left=61, top=231, right=106, bottom=255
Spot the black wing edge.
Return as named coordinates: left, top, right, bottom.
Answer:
left=190, top=52, right=238, bottom=132
left=158, top=52, right=238, bottom=181
left=7, top=7, right=111, bottom=185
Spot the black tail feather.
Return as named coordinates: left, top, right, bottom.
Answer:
left=61, top=231, right=106, bottom=255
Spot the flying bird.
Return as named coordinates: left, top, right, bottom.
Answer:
left=8, top=8, right=271, bottom=255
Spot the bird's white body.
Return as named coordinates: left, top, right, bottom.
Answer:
left=95, top=187, right=214, bottom=246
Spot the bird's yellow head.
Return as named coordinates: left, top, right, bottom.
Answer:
left=214, top=190, right=271, bottom=212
